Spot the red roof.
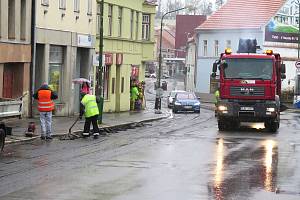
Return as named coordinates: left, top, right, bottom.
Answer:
left=198, top=0, right=286, bottom=30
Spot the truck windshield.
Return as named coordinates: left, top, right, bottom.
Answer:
left=223, top=58, right=273, bottom=80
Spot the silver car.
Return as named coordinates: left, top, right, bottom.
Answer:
left=167, top=90, right=185, bottom=108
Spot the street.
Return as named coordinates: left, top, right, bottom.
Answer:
left=1, top=78, right=300, bottom=200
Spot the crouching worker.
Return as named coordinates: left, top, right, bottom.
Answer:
left=80, top=92, right=102, bottom=138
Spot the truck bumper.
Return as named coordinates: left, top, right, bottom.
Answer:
left=216, top=100, right=279, bottom=122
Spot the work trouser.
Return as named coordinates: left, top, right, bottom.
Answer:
left=83, top=115, right=100, bottom=135
left=40, top=111, right=52, bottom=137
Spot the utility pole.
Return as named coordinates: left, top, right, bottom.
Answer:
left=298, top=0, right=300, bottom=59
left=96, top=0, right=104, bottom=123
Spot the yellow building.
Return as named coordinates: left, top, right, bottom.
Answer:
left=95, top=0, right=156, bottom=112
left=34, top=0, right=97, bottom=116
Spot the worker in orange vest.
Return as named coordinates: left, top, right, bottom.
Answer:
left=33, top=82, right=58, bottom=140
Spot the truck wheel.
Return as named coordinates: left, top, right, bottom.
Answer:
left=218, top=120, right=226, bottom=131
left=265, top=121, right=279, bottom=133
left=0, top=129, right=5, bottom=152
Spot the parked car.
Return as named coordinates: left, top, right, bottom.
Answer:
left=167, top=90, right=185, bottom=108
left=150, top=73, right=156, bottom=78
left=172, top=92, right=200, bottom=113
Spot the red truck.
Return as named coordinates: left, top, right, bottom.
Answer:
left=212, top=39, right=286, bottom=132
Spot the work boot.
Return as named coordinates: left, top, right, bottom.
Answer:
left=93, top=132, right=99, bottom=139
left=46, top=136, right=53, bottom=140
left=40, top=135, right=46, bottom=140
left=82, top=132, right=90, bottom=137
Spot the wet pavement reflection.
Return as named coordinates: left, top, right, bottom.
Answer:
left=209, top=137, right=279, bottom=200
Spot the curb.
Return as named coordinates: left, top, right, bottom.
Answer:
left=4, top=113, right=170, bottom=145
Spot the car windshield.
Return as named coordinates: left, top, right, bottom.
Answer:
left=177, top=93, right=196, bottom=100
left=223, top=58, right=273, bottom=80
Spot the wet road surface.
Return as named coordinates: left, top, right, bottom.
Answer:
left=1, top=108, right=300, bottom=200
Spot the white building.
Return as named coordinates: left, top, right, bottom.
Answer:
left=194, top=0, right=297, bottom=94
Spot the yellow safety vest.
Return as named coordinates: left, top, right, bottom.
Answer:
left=81, top=94, right=99, bottom=118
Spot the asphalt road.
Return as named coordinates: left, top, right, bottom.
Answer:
left=1, top=78, right=300, bottom=200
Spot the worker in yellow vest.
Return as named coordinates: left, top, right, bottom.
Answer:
left=80, top=92, right=103, bottom=138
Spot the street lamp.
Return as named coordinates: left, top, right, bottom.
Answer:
left=155, top=6, right=191, bottom=113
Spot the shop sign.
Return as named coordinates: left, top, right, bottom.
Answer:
left=105, top=53, right=113, bottom=65
left=131, top=65, right=139, bottom=77
left=78, top=34, right=92, bottom=47
left=116, top=53, right=123, bottom=65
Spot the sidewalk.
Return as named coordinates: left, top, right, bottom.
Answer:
left=4, top=107, right=170, bottom=144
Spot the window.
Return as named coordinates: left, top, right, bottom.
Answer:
left=118, top=7, right=123, bottom=37
left=74, top=0, right=80, bottom=12
left=130, top=10, right=134, bottom=39
left=41, top=0, right=49, bottom=6
left=59, top=0, right=66, bottom=9
left=87, top=0, right=92, bottom=15
left=103, top=66, right=110, bottom=99
left=136, top=12, right=139, bottom=40
left=214, top=40, right=219, bottom=57
left=20, top=0, right=26, bottom=40
left=142, top=14, right=150, bottom=40
left=203, top=40, right=207, bottom=56
left=121, top=77, right=125, bottom=93
left=96, top=4, right=100, bottom=35
left=8, top=0, right=15, bottom=39
left=226, top=40, right=231, bottom=48
left=49, top=46, right=64, bottom=101
left=108, top=4, right=113, bottom=36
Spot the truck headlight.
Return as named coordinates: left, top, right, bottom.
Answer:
left=174, top=102, right=181, bottom=106
left=266, top=107, right=275, bottom=112
left=218, top=105, right=228, bottom=111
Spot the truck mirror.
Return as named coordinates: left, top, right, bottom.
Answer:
left=281, top=74, right=286, bottom=79
left=213, top=63, right=217, bottom=72
left=211, top=72, right=216, bottom=78
left=281, top=64, right=286, bottom=73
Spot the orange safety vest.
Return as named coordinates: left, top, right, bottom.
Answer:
left=38, top=90, right=55, bottom=112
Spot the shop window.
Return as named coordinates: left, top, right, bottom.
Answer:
left=49, top=45, right=64, bottom=101
left=121, top=77, right=125, bottom=93
left=74, top=0, right=80, bottom=12
left=87, top=0, right=92, bottom=15
left=103, top=65, right=110, bottom=100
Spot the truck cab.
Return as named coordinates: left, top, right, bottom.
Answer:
left=212, top=46, right=286, bottom=132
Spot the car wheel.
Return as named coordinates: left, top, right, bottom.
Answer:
left=195, top=109, right=200, bottom=113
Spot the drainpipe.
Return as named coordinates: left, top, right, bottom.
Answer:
left=29, top=0, right=36, bottom=118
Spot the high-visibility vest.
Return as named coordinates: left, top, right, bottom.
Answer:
left=38, top=90, right=55, bottom=112
left=81, top=94, right=99, bottom=118
left=214, top=90, right=220, bottom=104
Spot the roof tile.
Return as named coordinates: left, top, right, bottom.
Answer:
left=198, top=0, right=287, bottom=30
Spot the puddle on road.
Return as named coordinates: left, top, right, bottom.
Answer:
left=208, top=138, right=279, bottom=199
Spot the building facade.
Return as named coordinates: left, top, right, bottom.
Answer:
left=185, top=38, right=196, bottom=92
left=34, top=0, right=97, bottom=116
left=0, top=0, right=32, bottom=116
left=96, top=0, right=156, bottom=112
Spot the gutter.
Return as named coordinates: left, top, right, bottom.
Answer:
left=29, top=0, right=36, bottom=118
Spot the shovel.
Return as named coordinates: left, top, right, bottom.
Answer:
left=60, top=117, right=81, bottom=140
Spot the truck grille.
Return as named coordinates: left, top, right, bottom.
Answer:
left=230, top=86, right=265, bottom=96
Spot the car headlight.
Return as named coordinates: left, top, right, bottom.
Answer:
left=194, top=102, right=200, bottom=106
left=266, top=107, right=275, bottom=112
left=218, top=105, right=228, bottom=111
left=174, top=102, right=181, bottom=105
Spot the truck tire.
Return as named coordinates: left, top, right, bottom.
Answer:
left=218, top=119, right=226, bottom=131
left=265, top=121, right=279, bottom=133
left=0, top=129, right=5, bottom=152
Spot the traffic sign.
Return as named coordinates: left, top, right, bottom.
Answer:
left=295, top=61, right=300, bottom=68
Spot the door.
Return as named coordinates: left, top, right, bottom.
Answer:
left=3, top=65, right=13, bottom=98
